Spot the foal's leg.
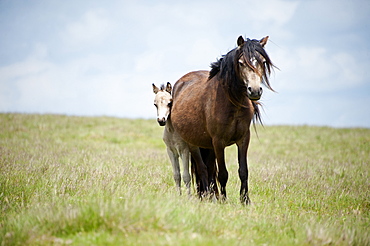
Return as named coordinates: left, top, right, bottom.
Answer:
left=180, top=148, right=191, bottom=196
left=237, top=131, right=251, bottom=204
left=212, top=139, right=228, bottom=200
left=167, top=147, right=181, bottom=195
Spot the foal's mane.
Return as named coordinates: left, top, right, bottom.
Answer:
left=208, top=38, right=275, bottom=124
left=159, top=84, right=166, bottom=91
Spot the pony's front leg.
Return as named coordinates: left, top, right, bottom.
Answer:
left=166, top=147, right=181, bottom=195
left=180, top=148, right=191, bottom=196
left=237, top=132, right=251, bottom=205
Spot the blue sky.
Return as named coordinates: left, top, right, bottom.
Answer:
left=1, top=0, right=369, bottom=128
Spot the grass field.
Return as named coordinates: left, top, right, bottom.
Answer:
left=1, top=113, right=369, bottom=245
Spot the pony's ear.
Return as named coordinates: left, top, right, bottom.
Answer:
left=260, top=36, right=269, bottom=47
left=152, top=83, right=159, bottom=94
left=237, top=36, right=245, bottom=47
left=165, top=82, right=172, bottom=94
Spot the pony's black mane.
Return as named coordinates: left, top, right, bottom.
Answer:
left=208, top=38, right=275, bottom=124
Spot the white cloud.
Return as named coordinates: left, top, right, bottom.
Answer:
left=0, top=43, right=51, bottom=81
left=219, top=0, right=299, bottom=40
left=246, top=0, right=299, bottom=27
left=297, top=0, right=369, bottom=29
left=60, top=9, right=113, bottom=48
left=135, top=51, right=164, bottom=73
left=331, top=53, right=366, bottom=87
left=186, top=38, right=221, bottom=70
left=270, top=45, right=368, bottom=93
left=0, top=60, right=51, bottom=82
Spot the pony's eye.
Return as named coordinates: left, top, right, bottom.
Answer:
left=154, top=104, right=157, bottom=108
left=168, top=101, right=173, bottom=107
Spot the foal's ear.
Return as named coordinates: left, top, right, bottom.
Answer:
left=237, top=36, right=245, bottom=47
left=152, top=83, right=159, bottom=94
left=165, top=82, right=172, bottom=94
left=259, top=36, right=269, bottom=47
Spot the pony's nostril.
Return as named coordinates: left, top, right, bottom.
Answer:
left=247, top=87, right=252, bottom=93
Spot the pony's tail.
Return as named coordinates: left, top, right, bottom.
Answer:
left=190, top=148, right=219, bottom=197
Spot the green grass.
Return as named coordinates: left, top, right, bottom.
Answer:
left=0, top=113, right=369, bottom=245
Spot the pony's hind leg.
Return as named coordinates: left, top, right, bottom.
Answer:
left=167, top=147, right=181, bottom=195
left=212, top=139, right=228, bottom=200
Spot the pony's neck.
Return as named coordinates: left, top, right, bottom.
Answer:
left=219, top=78, right=249, bottom=109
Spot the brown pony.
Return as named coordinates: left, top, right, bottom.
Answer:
left=171, top=36, right=275, bottom=204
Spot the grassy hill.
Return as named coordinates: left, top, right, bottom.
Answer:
left=1, top=114, right=369, bottom=245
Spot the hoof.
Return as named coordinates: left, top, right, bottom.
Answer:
left=241, top=195, right=251, bottom=205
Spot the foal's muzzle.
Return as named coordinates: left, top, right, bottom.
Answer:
left=157, top=118, right=166, bottom=126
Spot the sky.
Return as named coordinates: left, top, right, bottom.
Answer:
left=0, top=0, right=369, bottom=128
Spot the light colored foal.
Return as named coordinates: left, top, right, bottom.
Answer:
left=152, top=82, right=191, bottom=195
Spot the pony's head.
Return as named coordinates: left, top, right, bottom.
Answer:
left=236, top=36, right=274, bottom=101
left=210, top=36, right=275, bottom=105
left=152, top=82, right=172, bottom=126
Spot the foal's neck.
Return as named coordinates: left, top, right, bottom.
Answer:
left=165, top=114, right=175, bottom=132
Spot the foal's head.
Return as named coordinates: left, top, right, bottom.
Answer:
left=236, top=36, right=274, bottom=101
left=152, top=82, right=172, bottom=126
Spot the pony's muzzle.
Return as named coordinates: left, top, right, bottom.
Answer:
left=247, top=86, right=263, bottom=101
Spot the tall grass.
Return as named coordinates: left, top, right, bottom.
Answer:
left=1, top=114, right=369, bottom=245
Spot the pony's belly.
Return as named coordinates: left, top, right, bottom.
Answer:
left=172, top=122, right=213, bottom=148
left=170, top=110, right=212, bottom=148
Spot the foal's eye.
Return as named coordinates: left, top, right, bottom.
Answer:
left=154, top=104, right=157, bottom=108
left=168, top=101, right=172, bottom=107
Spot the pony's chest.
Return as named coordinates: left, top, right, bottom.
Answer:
left=228, top=119, right=250, bottom=143
left=210, top=110, right=252, bottom=144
